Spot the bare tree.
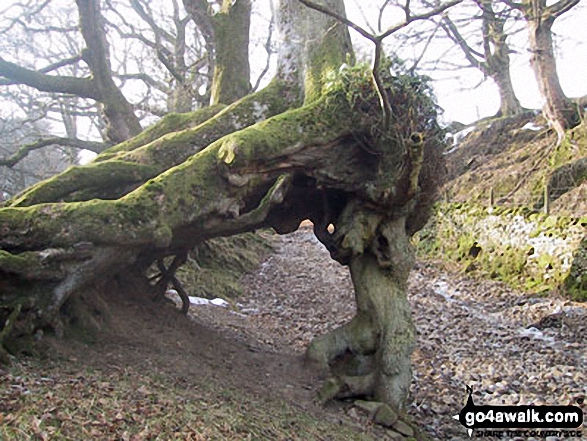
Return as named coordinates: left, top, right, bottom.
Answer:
left=104, top=0, right=212, bottom=113
left=503, top=0, right=581, bottom=135
left=0, top=118, right=74, bottom=200
left=441, top=0, right=524, bottom=117
left=0, top=0, right=142, bottom=145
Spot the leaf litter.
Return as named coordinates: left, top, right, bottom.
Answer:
left=1, top=226, right=585, bottom=440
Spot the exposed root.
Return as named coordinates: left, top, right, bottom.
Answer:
left=153, top=251, right=190, bottom=314
left=305, top=313, right=376, bottom=368
left=0, top=303, right=22, bottom=365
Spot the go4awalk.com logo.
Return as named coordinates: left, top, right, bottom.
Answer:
left=454, top=386, right=584, bottom=438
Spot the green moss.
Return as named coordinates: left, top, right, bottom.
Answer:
left=176, top=232, right=272, bottom=300
left=416, top=201, right=586, bottom=300
left=8, top=160, right=159, bottom=207
left=563, top=236, right=587, bottom=301
left=0, top=250, right=40, bottom=275
left=98, top=104, right=226, bottom=159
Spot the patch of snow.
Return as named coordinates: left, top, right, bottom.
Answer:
left=444, top=144, right=459, bottom=155
left=518, top=326, right=556, bottom=344
left=433, top=281, right=455, bottom=303
left=187, top=296, right=229, bottom=307
left=521, top=122, right=543, bottom=131
left=444, top=125, right=477, bottom=154
left=210, top=298, right=230, bottom=307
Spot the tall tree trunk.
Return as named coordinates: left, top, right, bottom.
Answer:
left=481, top=0, right=522, bottom=116
left=306, top=212, right=416, bottom=410
left=523, top=0, right=580, bottom=133
left=76, top=0, right=142, bottom=143
left=210, top=0, right=252, bottom=105
left=493, top=64, right=522, bottom=117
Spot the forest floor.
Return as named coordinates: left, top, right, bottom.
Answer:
left=1, top=226, right=586, bottom=440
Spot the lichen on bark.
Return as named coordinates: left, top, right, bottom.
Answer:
left=1, top=0, right=446, bottom=421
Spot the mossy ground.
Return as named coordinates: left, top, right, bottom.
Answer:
left=176, top=232, right=274, bottom=300
left=416, top=116, right=587, bottom=301
left=444, top=115, right=587, bottom=215
left=414, top=202, right=587, bottom=301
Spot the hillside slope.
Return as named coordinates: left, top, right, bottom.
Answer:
left=444, top=113, right=587, bottom=216
left=415, top=114, right=587, bottom=300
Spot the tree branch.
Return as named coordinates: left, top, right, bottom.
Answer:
left=0, top=137, right=108, bottom=168
left=0, top=57, right=98, bottom=99
left=298, top=0, right=462, bottom=129
left=441, top=16, right=486, bottom=71
left=38, top=55, right=84, bottom=75
left=297, top=0, right=377, bottom=43
left=546, top=0, right=580, bottom=19
left=379, top=0, right=463, bottom=39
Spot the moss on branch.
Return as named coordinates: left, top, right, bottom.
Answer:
left=8, top=81, right=300, bottom=207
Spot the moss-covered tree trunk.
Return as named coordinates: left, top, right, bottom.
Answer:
left=0, top=0, right=445, bottom=418
left=307, top=213, right=416, bottom=411
left=210, top=0, right=252, bottom=105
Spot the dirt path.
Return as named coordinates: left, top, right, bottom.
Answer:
left=5, top=227, right=584, bottom=440
left=190, top=227, right=586, bottom=440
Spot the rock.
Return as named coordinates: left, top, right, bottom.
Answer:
left=373, top=404, right=399, bottom=427
left=317, top=378, right=340, bottom=403
left=386, top=429, right=407, bottom=440
left=354, top=399, right=383, bottom=416
left=392, top=419, right=415, bottom=438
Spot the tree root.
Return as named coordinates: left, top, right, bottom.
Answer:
left=306, top=313, right=376, bottom=369
left=0, top=303, right=22, bottom=365
left=153, top=252, right=190, bottom=314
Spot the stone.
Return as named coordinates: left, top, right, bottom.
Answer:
left=386, top=429, right=407, bottom=440
left=373, top=404, right=399, bottom=427
left=354, top=399, right=383, bottom=416
left=317, top=378, right=340, bottom=403
left=393, top=419, right=415, bottom=438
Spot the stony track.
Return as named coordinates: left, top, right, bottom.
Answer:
left=189, top=228, right=587, bottom=440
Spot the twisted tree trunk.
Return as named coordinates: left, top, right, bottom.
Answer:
left=0, top=0, right=445, bottom=419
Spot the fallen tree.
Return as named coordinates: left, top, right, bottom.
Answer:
left=0, top=0, right=446, bottom=417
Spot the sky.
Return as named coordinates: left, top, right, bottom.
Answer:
left=338, top=0, right=587, bottom=125
left=2, top=0, right=586, bottom=133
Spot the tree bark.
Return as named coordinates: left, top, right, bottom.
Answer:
left=0, top=0, right=446, bottom=417
left=210, top=0, right=252, bottom=105
left=522, top=0, right=580, bottom=133
left=480, top=0, right=523, bottom=116
left=306, top=212, right=416, bottom=411
left=76, top=0, right=142, bottom=143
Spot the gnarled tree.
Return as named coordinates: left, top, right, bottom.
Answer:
left=503, top=0, right=581, bottom=136
left=0, top=0, right=446, bottom=418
